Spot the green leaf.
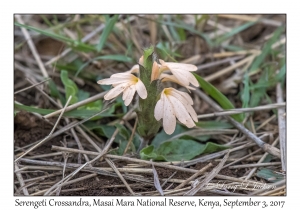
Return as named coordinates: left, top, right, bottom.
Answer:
left=151, top=124, right=187, bottom=148
left=60, top=70, right=78, bottom=104
left=77, top=90, right=90, bottom=102
left=140, top=139, right=229, bottom=161
left=215, top=21, right=257, bottom=45
left=48, top=80, right=65, bottom=104
left=14, top=22, right=96, bottom=52
left=193, top=73, right=243, bottom=122
left=85, top=122, right=139, bottom=155
left=14, top=103, right=114, bottom=119
left=196, top=121, right=234, bottom=129
left=155, top=19, right=214, bottom=47
left=76, top=54, right=133, bottom=77
left=249, top=26, right=284, bottom=73
left=97, top=15, right=119, bottom=52
left=241, top=26, right=284, bottom=108
left=256, top=168, right=285, bottom=183
left=241, top=74, right=250, bottom=108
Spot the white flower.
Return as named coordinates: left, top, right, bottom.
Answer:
left=97, top=73, right=147, bottom=106
left=159, top=73, right=196, bottom=92
left=151, top=59, right=199, bottom=87
left=154, top=88, right=198, bottom=134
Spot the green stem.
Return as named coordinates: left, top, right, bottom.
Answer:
left=136, top=47, right=161, bottom=142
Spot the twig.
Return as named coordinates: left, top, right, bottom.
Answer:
left=51, top=145, right=198, bottom=174
left=45, top=24, right=105, bottom=66
left=14, top=172, right=62, bottom=184
left=26, top=152, right=63, bottom=159
left=15, top=104, right=112, bottom=156
left=182, top=142, right=255, bottom=168
left=223, top=148, right=262, bottom=168
left=14, top=163, right=29, bottom=195
left=15, top=15, right=49, bottom=78
left=123, top=118, right=138, bottom=155
left=14, top=78, right=51, bottom=95
left=175, top=163, right=213, bottom=190
left=106, top=158, right=135, bottom=195
left=44, top=128, right=119, bottom=195
left=43, top=91, right=107, bottom=118
left=229, top=162, right=281, bottom=169
left=26, top=78, right=61, bottom=108
left=256, top=114, right=276, bottom=131
left=19, top=158, right=152, bottom=174
left=245, top=137, right=279, bottom=180
left=151, top=160, right=164, bottom=196
left=196, top=55, right=244, bottom=72
left=204, top=54, right=257, bottom=82
left=259, top=185, right=286, bottom=196
left=197, top=103, right=286, bottom=119
left=249, top=179, right=286, bottom=196
left=193, top=89, right=281, bottom=159
left=276, top=83, right=286, bottom=171
left=30, top=173, right=98, bottom=196
left=14, top=96, right=72, bottom=162
left=184, top=152, right=230, bottom=195
left=217, top=14, right=282, bottom=27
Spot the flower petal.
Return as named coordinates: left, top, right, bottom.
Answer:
left=163, top=94, right=176, bottom=134
left=168, top=95, right=191, bottom=125
left=104, top=83, right=128, bottom=100
left=185, top=117, right=196, bottom=128
left=123, top=85, right=136, bottom=106
left=171, top=89, right=194, bottom=105
left=186, top=104, right=198, bottom=122
left=154, top=97, right=164, bottom=121
left=169, top=89, right=198, bottom=122
left=122, top=86, right=130, bottom=101
left=164, top=62, right=198, bottom=72
left=129, top=64, right=139, bottom=74
left=97, top=77, right=131, bottom=85
left=111, top=73, right=135, bottom=79
left=151, top=61, right=160, bottom=82
left=135, top=79, right=147, bottom=99
left=161, top=62, right=199, bottom=87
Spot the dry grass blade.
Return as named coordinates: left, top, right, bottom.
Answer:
left=276, top=83, right=286, bottom=171
left=105, top=158, right=135, bottom=195
left=14, top=78, right=51, bottom=95
left=43, top=91, right=108, bottom=119
left=194, top=89, right=281, bottom=158
left=204, top=54, right=258, bottom=82
left=217, top=14, right=282, bottom=27
left=14, top=96, right=72, bottom=162
left=197, top=103, right=286, bottom=119
left=151, top=160, right=164, bottom=196
left=123, top=118, right=138, bottom=155
left=245, top=137, right=279, bottom=180
left=44, top=128, right=119, bottom=195
left=196, top=55, right=244, bottom=72
left=51, top=145, right=198, bottom=173
left=222, top=148, right=262, bottom=168
left=45, top=24, right=105, bottom=66
left=249, top=179, right=286, bottom=196
left=31, top=174, right=98, bottom=196
left=228, top=162, right=281, bottom=169
left=14, top=163, right=29, bottom=195
left=184, top=152, right=229, bottom=195
left=15, top=15, right=49, bottom=78
left=175, top=163, right=213, bottom=190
